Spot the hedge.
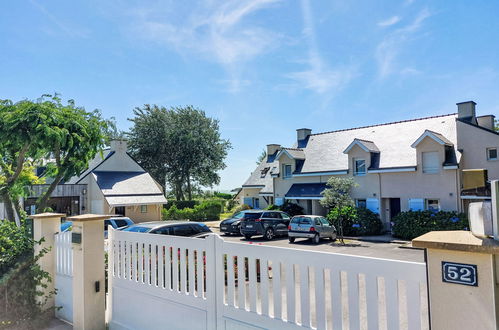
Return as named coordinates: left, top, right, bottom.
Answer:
left=162, top=200, right=224, bottom=221
left=391, top=210, right=468, bottom=240
left=327, top=206, right=383, bottom=236
left=164, top=200, right=199, bottom=210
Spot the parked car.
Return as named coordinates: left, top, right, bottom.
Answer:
left=239, top=210, right=291, bottom=240
left=220, top=210, right=259, bottom=235
left=123, top=221, right=213, bottom=238
left=61, top=221, right=72, bottom=232
left=104, top=217, right=135, bottom=238
left=287, top=215, right=337, bottom=244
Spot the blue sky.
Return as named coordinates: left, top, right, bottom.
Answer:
left=1, top=0, right=499, bottom=191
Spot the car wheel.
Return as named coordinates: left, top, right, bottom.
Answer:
left=312, top=234, right=320, bottom=244
left=244, top=235, right=252, bottom=240
left=330, top=232, right=337, bottom=241
left=264, top=228, right=274, bottom=240
left=288, top=237, right=295, bottom=243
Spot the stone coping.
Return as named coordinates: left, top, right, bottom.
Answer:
left=29, top=212, right=66, bottom=219
left=412, top=230, right=499, bottom=254
left=67, top=214, right=113, bottom=222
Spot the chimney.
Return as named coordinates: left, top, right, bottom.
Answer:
left=477, top=115, right=496, bottom=130
left=457, top=101, right=477, bottom=122
left=266, top=144, right=281, bottom=157
left=110, top=139, right=128, bottom=154
left=296, top=128, right=312, bottom=148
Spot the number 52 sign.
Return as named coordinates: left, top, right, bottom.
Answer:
left=442, top=262, right=478, bottom=287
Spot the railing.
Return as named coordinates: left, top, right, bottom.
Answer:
left=55, top=231, right=73, bottom=276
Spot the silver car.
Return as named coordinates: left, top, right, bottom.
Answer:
left=288, top=215, right=337, bottom=244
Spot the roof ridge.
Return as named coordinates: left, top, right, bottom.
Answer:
left=311, top=113, right=457, bottom=137
left=283, top=147, right=304, bottom=151
left=354, top=138, right=375, bottom=143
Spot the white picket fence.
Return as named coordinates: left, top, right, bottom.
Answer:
left=108, top=230, right=429, bottom=330
left=54, top=231, right=73, bottom=323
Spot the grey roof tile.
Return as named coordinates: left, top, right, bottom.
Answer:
left=93, top=171, right=163, bottom=196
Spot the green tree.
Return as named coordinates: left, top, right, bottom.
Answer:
left=320, top=177, right=358, bottom=243
left=128, top=105, right=231, bottom=201
left=256, top=149, right=266, bottom=165
left=0, top=95, right=109, bottom=220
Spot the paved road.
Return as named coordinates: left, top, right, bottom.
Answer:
left=214, top=229, right=425, bottom=263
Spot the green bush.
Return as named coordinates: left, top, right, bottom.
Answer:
left=392, top=210, right=468, bottom=240
left=0, top=220, right=33, bottom=274
left=233, top=204, right=251, bottom=213
left=162, top=200, right=223, bottom=221
left=214, top=192, right=232, bottom=200
left=226, top=199, right=238, bottom=211
left=326, top=207, right=383, bottom=236
left=164, top=200, right=199, bottom=210
left=265, top=204, right=280, bottom=210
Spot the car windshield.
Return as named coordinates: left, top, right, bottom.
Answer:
left=232, top=212, right=244, bottom=219
left=291, top=217, right=312, bottom=224
left=123, top=226, right=151, bottom=233
left=243, top=213, right=263, bottom=219
left=196, top=224, right=211, bottom=233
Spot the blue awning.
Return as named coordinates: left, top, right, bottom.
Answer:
left=285, top=183, right=327, bottom=198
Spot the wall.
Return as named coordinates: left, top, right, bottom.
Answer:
left=457, top=120, right=499, bottom=180
left=104, top=202, right=162, bottom=223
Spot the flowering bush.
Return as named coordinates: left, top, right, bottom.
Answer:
left=391, top=210, right=468, bottom=240
left=327, top=206, right=383, bottom=236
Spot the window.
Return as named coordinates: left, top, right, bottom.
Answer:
left=172, top=224, right=196, bottom=236
left=283, top=164, right=292, bottom=179
left=113, top=219, right=128, bottom=228
left=408, top=198, right=425, bottom=211
left=354, top=159, right=366, bottom=176
left=140, top=205, right=148, bottom=213
left=487, top=148, right=498, bottom=161
left=422, top=151, right=439, bottom=174
left=319, top=217, right=329, bottom=226
left=426, top=199, right=440, bottom=212
left=356, top=199, right=367, bottom=208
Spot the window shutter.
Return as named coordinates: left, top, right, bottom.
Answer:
left=422, top=151, right=439, bottom=173
left=366, top=198, right=379, bottom=214
left=243, top=197, right=253, bottom=207
left=409, top=198, right=424, bottom=211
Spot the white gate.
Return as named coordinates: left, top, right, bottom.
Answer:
left=108, top=230, right=428, bottom=330
left=55, top=231, right=73, bottom=323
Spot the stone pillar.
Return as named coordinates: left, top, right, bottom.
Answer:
left=413, top=230, right=499, bottom=330
left=30, top=212, right=65, bottom=310
left=68, top=214, right=110, bottom=330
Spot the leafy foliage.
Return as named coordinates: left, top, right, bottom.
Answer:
left=214, top=192, right=232, bottom=200
left=162, top=200, right=224, bottom=221
left=128, top=105, right=232, bottom=201
left=0, top=220, right=33, bottom=273
left=233, top=204, right=251, bottom=213
left=392, top=210, right=468, bottom=240
left=320, top=177, right=358, bottom=210
left=165, top=200, right=199, bottom=210
left=327, top=207, right=383, bottom=236
left=256, top=149, right=266, bottom=165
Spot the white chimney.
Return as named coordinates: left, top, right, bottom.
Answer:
left=110, top=139, right=128, bottom=154
left=296, top=128, right=312, bottom=147
left=477, top=115, right=495, bottom=130
left=457, top=101, right=477, bottom=121
left=266, top=144, right=281, bottom=156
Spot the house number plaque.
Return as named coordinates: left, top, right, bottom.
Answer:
left=442, top=261, right=477, bottom=287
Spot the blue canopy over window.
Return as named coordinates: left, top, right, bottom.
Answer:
left=285, top=183, right=327, bottom=198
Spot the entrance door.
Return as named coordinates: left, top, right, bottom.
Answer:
left=307, top=200, right=313, bottom=214
left=389, top=198, right=401, bottom=219
left=115, top=206, right=126, bottom=216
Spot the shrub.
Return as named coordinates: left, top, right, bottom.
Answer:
left=279, top=202, right=304, bottom=217
left=233, top=204, right=251, bottom=213
left=214, top=192, right=232, bottom=200
left=326, top=207, right=383, bottom=236
left=162, top=200, right=223, bottom=221
left=226, top=199, right=238, bottom=211
left=0, top=220, right=33, bottom=273
left=265, top=204, right=280, bottom=210
left=165, top=200, right=199, bottom=210
left=391, top=210, right=468, bottom=240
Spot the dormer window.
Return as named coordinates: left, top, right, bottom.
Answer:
left=422, top=151, right=439, bottom=174
left=353, top=159, right=366, bottom=176
left=487, top=148, right=498, bottom=161
left=283, top=164, right=292, bottom=179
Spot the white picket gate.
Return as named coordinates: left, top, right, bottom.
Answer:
left=108, top=230, right=429, bottom=330
left=54, top=231, right=73, bottom=323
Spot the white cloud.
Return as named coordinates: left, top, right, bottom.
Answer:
left=377, top=16, right=401, bottom=27
left=375, top=8, right=431, bottom=78
left=287, top=0, right=356, bottom=95
left=30, top=0, right=89, bottom=38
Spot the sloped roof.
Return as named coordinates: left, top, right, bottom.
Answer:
left=411, top=129, right=454, bottom=148
left=298, top=113, right=458, bottom=172
left=242, top=152, right=279, bottom=194
left=277, top=148, right=305, bottom=160
left=93, top=171, right=164, bottom=196
left=343, top=139, right=380, bottom=154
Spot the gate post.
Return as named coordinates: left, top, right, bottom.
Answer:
left=413, top=231, right=499, bottom=329
left=30, top=212, right=65, bottom=310
left=68, top=214, right=110, bottom=330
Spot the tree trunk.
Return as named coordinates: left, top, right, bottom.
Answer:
left=1, top=191, right=16, bottom=223
left=36, top=171, right=65, bottom=213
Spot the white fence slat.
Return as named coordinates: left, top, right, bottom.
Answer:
left=330, top=269, right=343, bottom=330
left=139, top=242, right=144, bottom=283
left=260, top=258, right=270, bottom=317
left=407, top=281, right=422, bottom=330
left=188, top=248, right=195, bottom=295
left=286, top=263, right=296, bottom=324
left=385, top=279, right=400, bottom=330
left=366, top=275, right=379, bottom=330
left=348, top=272, right=360, bottom=330
left=196, top=250, right=203, bottom=297
left=120, top=240, right=125, bottom=279
left=300, top=264, right=310, bottom=327
left=272, top=261, right=282, bottom=320
left=173, top=247, right=179, bottom=291
left=132, top=242, right=137, bottom=282
left=165, top=245, right=172, bottom=290
left=314, top=267, right=326, bottom=330
left=145, top=243, right=151, bottom=285
left=249, top=257, right=257, bottom=313
left=158, top=244, right=164, bottom=288
left=237, top=255, right=246, bottom=310
left=227, top=254, right=235, bottom=306
left=180, top=248, right=186, bottom=293
left=152, top=243, right=158, bottom=286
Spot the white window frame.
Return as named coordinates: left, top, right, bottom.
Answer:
left=283, top=164, right=292, bottom=179
left=426, top=199, right=440, bottom=212
left=140, top=205, right=148, bottom=213
left=353, top=159, right=366, bottom=176
left=422, top=151, right=440, bottom=174
left=487, top=147, right=498, bottom=161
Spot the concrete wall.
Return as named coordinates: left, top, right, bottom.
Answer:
left=457, top=120, right=499, bottom=180
left=240, top=187, right=271, bottom=209
left=103, top=202, right=161, bottom=223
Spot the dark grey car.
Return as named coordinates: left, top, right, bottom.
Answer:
left=288, top=215, right=337, bottom=244
left=239, top=211, right=291, bottom=240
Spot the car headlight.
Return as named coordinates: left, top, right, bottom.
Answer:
left=232, top=221, right=240, bottom=226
